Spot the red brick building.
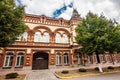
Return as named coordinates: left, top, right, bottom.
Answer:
left=0, top=9, right=120, bottom=70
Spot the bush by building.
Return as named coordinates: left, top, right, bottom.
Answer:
left=79, top=68, right=87, bottom=72
left=61, top=70, right=69, bottom=74
left=5, top=72, right=19, bottom=79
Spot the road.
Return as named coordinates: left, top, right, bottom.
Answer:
left=62, top=72, right=120, bottom=80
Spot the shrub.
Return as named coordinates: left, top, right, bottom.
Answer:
left=61, top=70, right=69, bottom=74
left=107, top=66, right=114, bottom=70
left=79, top=68, right=87, bottom=72
left=5, top=73, right=18, bottom=79
left=94, top=67, right=99, bottom=71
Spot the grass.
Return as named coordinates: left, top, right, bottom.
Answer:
left=55, top=67, right=120, bottom=79
left=0, top=75, right=26, bottom=80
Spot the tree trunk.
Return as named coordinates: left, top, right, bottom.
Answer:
left=95, top=50, right=103, bottom=72
left=82, top=54, right=86, bottom=66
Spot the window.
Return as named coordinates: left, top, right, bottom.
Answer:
left=21, top=32, right=28, bottom=41
left=87, top=55, right=92, bottom=64
left=4, top=53, right=13, bottom=67
left=113, top=54, right=119, bottom=62
left=34, top=31, right=41, bottom=42
left=43, top=32, right=49, bottom=43
left=55, top=33, right=61, bottom=43
left=76, top=53, right=81, bottom=65
left=62, top=34, right=68, bottom=43
left=64, top=53, right=69, bottom=65
left=56, top=53, right=62, bottom=65
left=107, top=54, right=111, bottom=62
left=94, top=54, right=98, bottom=63
left=100, top=54, right=105, bottom=63
left=16, top=53, right=24, bottom=67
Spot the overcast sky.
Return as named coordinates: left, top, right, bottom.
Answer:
left=16, top=0, right=120, bottom=23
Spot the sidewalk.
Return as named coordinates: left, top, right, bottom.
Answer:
left=0, top=68, right=31, bottom=75
left=24, top=70, right=58, bottom=80
left=50, top=63, right=120, bottom=72
left=0, top=63, right=120, bottom=77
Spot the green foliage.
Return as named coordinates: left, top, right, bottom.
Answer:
left=75, top=11, right=120, bottom=55
left=0, top=0, right=27, bottom=47
left=107, top=66, right=114, bottom=70
left=5, top=72, right=18, bottom=79
left=94, top=67, right=99, bottom=71
left=61, top=70, right=69, bottom=74
left=79, top=68, right=87, bottom=72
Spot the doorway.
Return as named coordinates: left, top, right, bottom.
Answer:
left=32, top=52, right=48, bottom=70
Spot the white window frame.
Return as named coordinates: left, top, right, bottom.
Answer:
left=34, top=31, right=41, bottom=42
left=16, top=54, right=24, bottom=67
left=107, top=54, right=111, bottom=62
left=62, top=34, right=68, bottom=43
left=56, top=33, right=61, bottom=43
left=64, top=53, right=69, bottom=65
left=94, top=54, right=98, bottom=63
left=43, top=32, right=49, bottom=43
left=76, top=53, right=81, bottom=65
left=21, top=32, right=28, bottom=41
left=56, top=53, right=62, bottom=65
left=4, top=53, right=13, bottom=67
left=87, top=55, right=92, bottom=64
left=114, top=54, right=119, bottom=62
left=100, top=54, right=105, bottom=63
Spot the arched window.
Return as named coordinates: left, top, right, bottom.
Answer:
left=16, top=53, right=24, bottom=67
left=43, top=32, right=49, bottom=43
left=4, top=53, right=13, bottom=67
left=62, top=34, right=68, bottom=43
left=21, top=32, right=28, bottom=41
left=56, top=53, right=62, bottom=65
left=64, top=53, right=69, bottom=65
left=34, top=31, right=41, bottom=42
left=55, top=33, right=61, bottom=43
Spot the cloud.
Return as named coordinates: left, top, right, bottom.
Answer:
left=22, top=0, right=64, bottom=17
left=16, top=0, right=120, bottom=23
left=53, top=2, right=73, bottom=18
left=73, top=0, right=120, bottom=23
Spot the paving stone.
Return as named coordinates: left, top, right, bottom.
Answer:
left=24, top=70, right=58, bottom=80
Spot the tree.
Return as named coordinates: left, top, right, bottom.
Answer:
left=75, top=12, right=120, bottom=72
left=0, top=0, right=26, bottom=47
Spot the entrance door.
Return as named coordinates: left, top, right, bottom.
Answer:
left=32, top=52, right=48, bottom=70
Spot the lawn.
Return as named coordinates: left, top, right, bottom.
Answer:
left=0, top=75, right=26, bottom=80
left=55, top=66, right=120, bottom=79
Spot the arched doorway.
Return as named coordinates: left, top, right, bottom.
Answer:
left=32, top=52, right=48, bottom=70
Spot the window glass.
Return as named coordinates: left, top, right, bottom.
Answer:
left=62, top=34, right=68, bottom=43
left=16, top=53, right=24, bottom=67
left=21, top=32, right=28, bottom=41
left=34, top=32, right=41, bottom=42
left=56, top=53, right=62, bottom=65
left=87, top=55, right=92, bottom=64
left=100, top=54, right=105, bottom=63
left=4, top=53, right=13, bottom=67
left=56, top=33, right=61, bottom=43
left=43, top=32, right=49, bottom=43
left=64, top=53, right=69, bottom=65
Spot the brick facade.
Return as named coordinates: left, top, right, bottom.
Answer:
left=0, top=9, right=120, bottom=70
